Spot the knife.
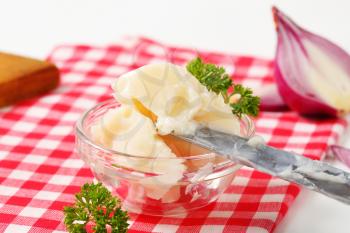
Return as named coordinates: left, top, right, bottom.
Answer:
left=177, top=127, right=350, bottom=205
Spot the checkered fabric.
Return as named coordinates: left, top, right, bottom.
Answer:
left=0, top=36, right=347, bottom=233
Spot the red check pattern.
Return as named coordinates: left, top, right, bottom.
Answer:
left=0, top=36, right=347, bottom=233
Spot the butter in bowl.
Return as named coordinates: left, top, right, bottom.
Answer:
left=75, top=60, right=256, bottom=216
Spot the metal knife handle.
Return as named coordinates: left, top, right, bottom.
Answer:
left=178, top=128, right=350, bottom=205
left=254, top=145, right=350, bottom=205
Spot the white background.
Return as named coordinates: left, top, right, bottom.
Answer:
left=1, top=0, right=350, bottom=232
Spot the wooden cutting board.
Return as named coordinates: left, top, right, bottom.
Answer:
left=0, top=52, right=59, bottom=107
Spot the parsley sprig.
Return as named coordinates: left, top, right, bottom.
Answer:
left=64, top=183, right=129, bottom=233
left=186, top=57, right=260, bottom=118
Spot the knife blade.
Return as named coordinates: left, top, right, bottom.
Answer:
left=177, top=127, right=350, bottom=205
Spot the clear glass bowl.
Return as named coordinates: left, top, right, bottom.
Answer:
left=75, top=99, right=255, bottom=216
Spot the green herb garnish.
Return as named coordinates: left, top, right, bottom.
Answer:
left=64, top=182, right=129, bottom=233
left=186, top=57, right=260, bottom=118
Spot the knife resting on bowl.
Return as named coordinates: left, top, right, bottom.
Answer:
left=177, top=127, right=350, bottom=205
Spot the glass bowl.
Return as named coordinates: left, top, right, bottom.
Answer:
left=75, top=99, right=255, bottom=216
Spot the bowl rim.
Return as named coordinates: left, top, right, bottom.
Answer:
left=75, top=99, right=255, bottom=160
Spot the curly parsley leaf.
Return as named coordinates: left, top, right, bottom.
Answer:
left=186, top=57, right=232, bottom=95
left=230, top=84, right=260, bottom=118
left=64, top=182, right=129, bottom=233
left=186, top=57, right=260, bottom=118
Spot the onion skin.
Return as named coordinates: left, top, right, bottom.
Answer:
left=253, top=83, right=289, bottom=111
left=273, top=6, right=350, bottom=117
left=328, top=145, right=350, bottom=168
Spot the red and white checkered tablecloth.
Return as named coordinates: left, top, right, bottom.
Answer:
left=0, top=36, right=348, bottom=233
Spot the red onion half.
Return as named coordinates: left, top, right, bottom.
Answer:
left=273, top=7, right=350, bottom=117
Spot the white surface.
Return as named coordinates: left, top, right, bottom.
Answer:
left=1, top=0, right=350, bottom=232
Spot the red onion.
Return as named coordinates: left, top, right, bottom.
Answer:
left=328, top=145, right=350, bottom=168
left=273, top=7, right=350, bottom=117
left=252, top=83, right=288, bottom=111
